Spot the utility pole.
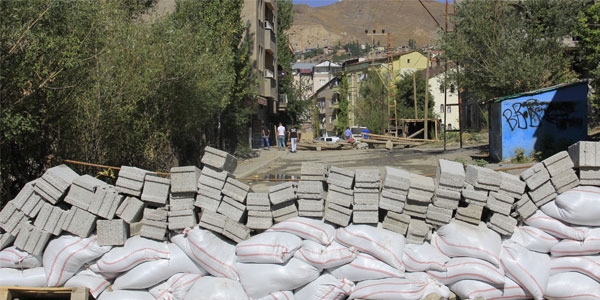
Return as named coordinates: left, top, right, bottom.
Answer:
left=365, top=29, right=396, bottom=136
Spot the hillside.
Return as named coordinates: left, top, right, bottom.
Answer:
left=289, top=0, right=453, bottom=52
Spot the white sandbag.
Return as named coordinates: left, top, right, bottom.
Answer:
left=509, top=225, right=559, bottom=253
left=432, top=221, right=502, bottom=267
left=550, top=255, right=600, bottom=281
left=326, top=252, right=404, bottom=281
left=551, top=227, right=600, bottom=257
left=64, top=270, right=111, bottom=299
left=524, top=210, right=588, bottom=241
left=403, top=242, right=450, bottom=272
left=0, top=246, right=42, bottom=269
left=449, top=277, right=531, bottom=300
left=267, top=217, right=336, bottom=245
left=112, top=243, right=207, bottom=290
left=89, top=235, right=170, bottom=273
left=183, top=276, right=249, bottom=300
left=235, top=257, right=320, bottom=299
left=294, top=240, right=357, bottom=270
left=98, top=289, right=156, bottom=300
left=43, top=235, right=111, bottom=286
left=541, top=186, right=600, bottom=226
left=348, top=272, right=450, bottom=300
left=171, top=227, right=238, bottom=280
left=235, top=231, right=302, bottom=264
left=294, top=274, right=354, bottom=300
left=255, top=291, right=295, bottom=300
left=500, top=240, right=550, bottom=300
left=426, top=257, right=505, bottom=286
left=149, top=273, right=203, bottom=300
left=0, top=267, right=47, bottom=286
left=335, top=224, right=405, bottom=271
left=545, top=272, right=600, bottom=299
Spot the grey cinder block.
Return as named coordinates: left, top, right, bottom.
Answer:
left=499, top=172, right=526, bottom=199
left=222, top=177, right=250, bottom=203
left=465, top=165, right=500, bottom=192
left=33, top=164, right=79, bottom=204
left=436, top=159, right=466, bottom=190
left=115, top=196, right=145, bottom=224
left=426, top=204, right=453, bottom=227
left=96, top=219, right=128, bottom=246
left=326, top=185, right=354, bottom=208
left=487, top=213, right=518, bottom=236
left=354, top=169, right=381, bottom=189
left=198, top=210, right=226, bottom=233
left=455, top=204, right=484, bottom=225
left=382, top=211, right=411, bottom=235
left=269, top=182, right=297, bottom=206
left=143, top=207, right=168, bottom=221
left=543, top=151, right=574, bottom=177
left=65, top=175, right=107, bottom=210
left=64, top=207, right=97, bottom=238
left=201, top=146, right=238, bottom=173
left=528, top=180, right=557, bottom=207
left=513, top=194, right=537, bottom=220
left=223, top=218, right=251, bottom=243
left=568, top=141, right=599, bottom=168
left=520, top=163, right=550, bottom=190
left=246, top=210, right=273, bottom=230
left=170, top=166, right=201, bottom=194
left=115, top=166, right=153, bottom=197
left=271, top=202, right=298, bottom=223
left=327, top=166, right=355, bottom=189
left=217, top=196, right=246, bottom=222
left=140, top=219, right=168, bottom=241
left=550, top=168, right=579, bottom=194
left=141, top=174, right=171, bottom=205
left=579, top=167, right=600, bottom=186
left=324, top=202, right=352, bottom=227
left=352, top=210, right=379, bottom=224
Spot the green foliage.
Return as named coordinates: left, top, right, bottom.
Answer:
left=575, top=3, right=600, bottom=127
left=356, top=69, right=387, bottom=134
left=511, top=147, right=537, bottom=164
left=440, top=0, right=584, bottom=101
left=395, top=71, right=436, bottom=120
left=336, top=75, right=350, bottom=134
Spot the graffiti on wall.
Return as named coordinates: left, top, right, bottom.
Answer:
left=502, top=98, right=583, bottom=131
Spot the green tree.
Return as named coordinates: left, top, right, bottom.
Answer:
left=439, top=0, right=584, bottom=101
left=574, top=3, right=600, bottom=127
left=395, top=71, right=436, bottom=121
left=356, top=69, right=387, bottom=134
left=336, top=75, right=350, bottom=135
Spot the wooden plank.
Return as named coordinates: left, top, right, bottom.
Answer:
left=0, top=286, right=89, bottom=300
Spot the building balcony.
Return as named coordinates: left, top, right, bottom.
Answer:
left=278, top=94, right=288, bottom=112
left=265, top=29, right=276, bottom=53
left=265, top=0, right=274, bottom=9
left=262, top=77, right=276, bottom=98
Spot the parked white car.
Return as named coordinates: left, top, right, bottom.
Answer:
left=317, top=136, right=341, bottom=143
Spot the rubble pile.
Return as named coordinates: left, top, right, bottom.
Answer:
left=0, top=142, right=599, bottom=299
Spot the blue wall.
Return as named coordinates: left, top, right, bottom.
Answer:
left=489, top=82, right=588, bottom=162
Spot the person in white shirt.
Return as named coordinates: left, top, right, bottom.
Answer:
left=277, top=122, right=286, bottom=151
left=289, top=125, right=300, bottom=153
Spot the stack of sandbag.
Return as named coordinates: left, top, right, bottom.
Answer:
left=0, top=142, right=598, bottom=299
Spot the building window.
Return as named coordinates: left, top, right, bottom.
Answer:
left=450, top=84, right=455, bottom=93
left=447, top=106, right=451, bottom=113
left=407, top=59, right=411, bottom=64
left=440, top=104, right=444, bottom=113
left=447, top=123, right=452, bottom=130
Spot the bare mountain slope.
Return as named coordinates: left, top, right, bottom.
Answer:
left=289, top=0, right=452, bottom=51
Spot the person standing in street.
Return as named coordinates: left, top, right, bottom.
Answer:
left=277, top=122, right=286, bottom=151
left=261, top=121, right=270, bottom=150
left=344, top=127, right=352, bottom=140
left=289, top=125, right=300, bottom=153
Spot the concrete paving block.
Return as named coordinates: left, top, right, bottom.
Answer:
left=13, top=222, right=31, bottom=250
left=354, top=169, right=381, bottom=189
left=297, top=199, right=324, bottom=212
left=382, top=211, right=411, bottom=235
left=379, top=195, right=405, bottom=213
left=44, top=206, right=66, bottom=236
left=195, top=194, right=222, bottom=213
left=168, top=215, right=197, bottom=230
left=116, top=166, right=152, bottom=197
left=461, top=187, right=488, bottom=204
left=246, top=210, right=273, bottom=230
left=12, top=180, right=37, bottom=210
left=34, top=164, right=79, bottom=204
left=499, top=172, right=526, bottom=199
left=488, top=213, right=518, bottom=236
left=407, top=188, right=434, bottom=203
left=326, top=186, right=354, bottom=208
left=116, top=196, right=145, bottom=224
left=65, top=207, right=97, bottom=238
left=568, top=141, right=599, bottom=168
left=0, top=201, right=19, bottom=224
left=269, top=184, right=297, bottom=206
left=426, top=204, right=453, bottom=226
left=201, top=146, right=238, bottom=173
left=486, top=194, right=513, bottom=216
left=327, top=166, right=355, bottom=189
left=528, top=180, right=557, bottom=207
left=324, top=202, right=352, bottom=227
left=403, top=199, right=429, bottom=218
left=579, top=167, right=600, bottom=186
left=297, top=180, right=325, bottom=194
left=0, top=205, right=25, bottom=236
left=129, top=222, right=143, bottom=236
left=246, top=192, right=270, bottom=208
left=170, top=166, right=201, bottom=194
left=222, top=177, right=250, bottom=203
left=410, top=173, right=436, bottom=192
left=65, top=175, right=106, bottom=210
left=514, top=194, right=537, bottom=220
left=141, top=174, right=170, bottom=205
left=197, top=166, right=228, bottom=191
left=353, top=191, right=380, bottom=205
left=520, top=162, right=550, bottom=190
left=465, top=165, right=500, bottom=191
left=551, top=168, right=580, bottom=194
left=140, top=220, right=168, bottom=241
left=223, top=218, right=251, bottom=243
left=352, top=210, right=379, bottom=224
left=381, top=188, right=408, bottom=201
left=0, top=232, right=15, bottom=250
left=169, top=193, right=195, bottom=211
left=144, top=207, right=168, bottom=221
left=198, top=210, right=226, bottom=232
left=96, top=219, right=128, bottom=246
left=217, top=196, right=246, bottom=222
left=543, top=151, right=574, bottom=177
left=455, top=204, right=483, bottom=225
left=436, top=159, right=466, bottom=190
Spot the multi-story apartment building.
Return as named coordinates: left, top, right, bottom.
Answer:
left=241, top=0, right=279, bottom=148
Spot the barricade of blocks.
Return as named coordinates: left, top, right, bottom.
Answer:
left=379, top=167, right=410, bottom=213
left=168, top=193, right=196, bottom=230
left=33, top=164, right=79, bottom=205
left=245, top=192, right=272, bottom=230
left=300, top=162, right=328, bottom=181
left=352, top=169, right=380, bottom=224
left=296, top=180, right=325, bottom=218
left=201, top=146, right=238, bottom=174
left=324, top=167, right=355, bottom=226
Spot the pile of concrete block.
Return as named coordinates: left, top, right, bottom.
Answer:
left=352, top=169, right=381, bottom=224
left=269, top=182, right=298, bottom=223
left=245, top=192, right=272, bottom=230
left=300, top=162, right=328, bottom=182
left=569, top=141, right=599, bottom=185
left=167, top=167, right=198, bottom=231
left=324, top=166, right=355, bottom=226
left=296, top=180, right=325, bottom=218
left=379, top=167, right=410, bottom=234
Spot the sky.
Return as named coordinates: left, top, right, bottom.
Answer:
left=292, top=0, right=453, bottom=7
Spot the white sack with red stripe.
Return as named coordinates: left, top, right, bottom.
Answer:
left=42, top=235, right=111, bottom=286
left=500, top=240, right=550, bottom=300
left=171, top=227, right=238, bottom=280
left=545, top=272, right=600, bottom=299
left=148, top=273, right=203, bottom=300
left=235, top=257, right=319, bottom=299
left=449, top=277, right=531, bottom=300
left=0, top=246, right=42, bottom=269
left=111, top=243, right=207, bottom=290
left=403, top=242, right=450, bottom=272
left=524, top=210, right=589, bottom=241
left=326, top=252, right=404, bottom=281
left=432, top=221, right=501, bottom=267
left=294, top=240, right=357, bottom=270
left=426, top=257, right=505, bottom=286
left=551, top=228, right=600, bottom=257
left=254, top=291, right=295, bottom=300
left=64, top=269, right=111, bottom=299
left=235, top=231, right=302, bottom=264
left=293, top=274, right=354, bottom=300
left=509, top=225, right=559, bottom=253
left=183, top=276, right=249, bottom=300
left=540, top=186, right=600, bottom=226
left=550, top=255, right=600, bottom=281
left=0, top=267, right=47, bottom=287
left=268, top=217, right=336, bottom=245
left=348, top=272, right=450, bottom=300
left=334, top=224, right=405, bottom=271
left=89, top=235, right=170, bottom=274
left=98, top=289, right=156, bottom=300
